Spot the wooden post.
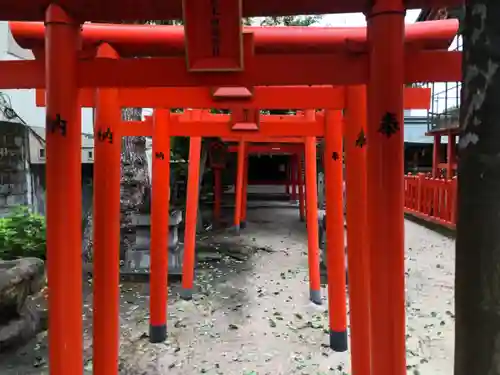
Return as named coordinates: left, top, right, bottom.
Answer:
left=446, top=132, right=456, bottom=179
left=214, top=168, right=222, bottom=224
left=298, top=152, right=305, bottom=221
left=44, top=5, right=83, bottom=374
left=241, top=151, right=249, bottom=228
left=93, top=43, right=121, bottom=372
left=181, top=136, right=202, bottom=300
left=366, top=0, right=407, bottom=373
left=233, top=140, right=246, bottom=232
left=285, top=158, right=290, bottom=195
left=291, top=154, right=298, bottom=202
left=304, top=110, right=322, bottom=305
left=323, top=110, right=348, bottom=351
left=433, top=134, right=441, bottom=177
left=150, top=108, right=171, bottom=340
left=344, top=85, right=371, bottom=374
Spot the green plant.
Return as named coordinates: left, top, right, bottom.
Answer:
left=0, top=206, right=46, bottom=260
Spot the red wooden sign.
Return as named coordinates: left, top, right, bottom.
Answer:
left=183, top=0, right=244, bottom=72
left=208, top=140, right=228, bottom=168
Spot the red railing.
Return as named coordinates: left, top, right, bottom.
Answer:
left=404, top=173, right=457, bottom=229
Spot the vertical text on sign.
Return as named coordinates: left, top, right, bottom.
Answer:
left=211, top=0, right=220, bottom=57
left=183, top=0, right=244, bottom=71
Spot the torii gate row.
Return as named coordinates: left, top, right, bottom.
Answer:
left=34, top=81, right=431, bottom=374
left=225, top=144, right=305, bottom=222
left=143, top=109, right=346, bottom=341
left=84, top=89, right=357, bottom=372
left=14, top=9, right=459, bottom=375
left=224, top=143, right=304, bottom=208
left=67, top=74, right=353, bottom=375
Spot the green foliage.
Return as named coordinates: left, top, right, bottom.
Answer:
left=406, top=82, right=427, bottom=88
left=258, top=15, right=322, bottom=27
left=0, top=206, right=46, bottom=260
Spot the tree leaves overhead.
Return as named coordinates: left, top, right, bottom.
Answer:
left=138, top=20, right=183, bottom=26
left=257, top=15, right=322, bottom=27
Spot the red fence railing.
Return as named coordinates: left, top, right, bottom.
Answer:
left=404, top=173, right=457, bottom=229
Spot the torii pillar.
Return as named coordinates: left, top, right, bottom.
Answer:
left=92, top=43, right=121, bottom=374
left=44, top=4, right=83, bottom=374
left=366, top=0, right=406, bottom=374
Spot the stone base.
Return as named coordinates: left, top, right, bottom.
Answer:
left=124, top=211, right=184, bottom=277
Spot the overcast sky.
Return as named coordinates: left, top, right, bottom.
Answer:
left=317, top=9, right=422, bottom=26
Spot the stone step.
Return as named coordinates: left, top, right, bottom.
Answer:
left=135, top=227, right=179, bottom=250
left=123, top=246, right=184, bottom=276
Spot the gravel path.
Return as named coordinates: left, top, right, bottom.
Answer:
left=0, top=205, right=455, bottom=374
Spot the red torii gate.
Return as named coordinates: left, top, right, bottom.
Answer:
left=84, top=76, right=427, bottom=231
left=3, top=5, right=461, bottom=375
left=96, top=84, right=430, bottom=368
left=87, top=86, right=427, bottom=230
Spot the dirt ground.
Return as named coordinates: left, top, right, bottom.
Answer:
left=0, top=203, right=455, bottom=374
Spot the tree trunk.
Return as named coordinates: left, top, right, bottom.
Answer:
left=455, top=3, right=500, bottom=374
left=81, top=108, right=151, bottom=263
left=120, top=108, right=150, bottom=260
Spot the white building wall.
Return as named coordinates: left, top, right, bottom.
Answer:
left=28, top=127, right=95, bottom=164
left=0, top=22, right=94, bottom=133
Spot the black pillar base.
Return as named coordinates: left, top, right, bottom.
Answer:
left=180, top=288, right=193, bottom=301
left=309, top=289, right=322, bottom=305
left=329, top=329, right=348, bottom=352
left=149, top=324, right=167, bottom=343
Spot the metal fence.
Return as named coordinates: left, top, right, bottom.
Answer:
left=426, top=34, right=462, bottom=133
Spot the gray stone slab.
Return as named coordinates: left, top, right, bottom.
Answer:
left=130, top=210, right=183, bottom=227
left=124, top=246, right=184, bottom=276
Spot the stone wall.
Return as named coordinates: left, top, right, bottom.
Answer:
left=0, top=121, right=28, bottom=217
